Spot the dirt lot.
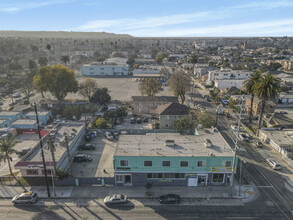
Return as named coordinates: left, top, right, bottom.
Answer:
left=71, top=134, right=116, bottom=177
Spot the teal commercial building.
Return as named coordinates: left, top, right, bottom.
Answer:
left=114, top=131, right=237, bottom=187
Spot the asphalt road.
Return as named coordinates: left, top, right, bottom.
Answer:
left=0, top=199, right=288, bottom=220
left=187, top=85, right=293, bottom=219
left=217, top=112, right=293, bottom=220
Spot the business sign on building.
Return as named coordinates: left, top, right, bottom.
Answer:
left=210, top=167, right=236, bottom=173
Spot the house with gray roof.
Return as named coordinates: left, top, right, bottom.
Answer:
left=156, top=103, right=189, bottom=129
left=132, top=96, right=178, bottom=115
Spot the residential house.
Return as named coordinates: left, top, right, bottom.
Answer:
left=132, top=96, right=179, bottom=115
left=114, top=131, right=237, bottom=187
left=156, top=103, right=189, bottom=129
left=245, top=97, right=276, bottom=117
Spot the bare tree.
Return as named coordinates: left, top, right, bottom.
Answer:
left=79, top=78, right=98, bottom=101
left=168, top=72, right=191, bottom=104
left=139, top=78, right=161, bottom=96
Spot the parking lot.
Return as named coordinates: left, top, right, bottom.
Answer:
left=71, top=133, right=116, bottom=178
left=114, top=115, right=152, bottom=129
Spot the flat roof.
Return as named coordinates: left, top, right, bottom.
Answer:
left=25, top=111, right=50, bottom=116
left=0, top=111, right=21, bottom=116
left=10, top=119, right=37, bottom=125
left=0, top=119, right=9, bottom=124
left=115, top=130, right=233, bottom=157
left=261, top=130, right=293, bottom=147
left=24, top=123, right=85, bottom=162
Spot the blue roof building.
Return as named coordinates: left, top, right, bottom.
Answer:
left=24, top=111, right=52, bottom=125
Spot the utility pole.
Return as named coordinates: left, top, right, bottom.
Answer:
left=63, top=133, right=72, bottom=176
left=34, top=103, right=50, bottom=198
left=238, top=159, right=246, bottom=196
left=215, top=106, right=220, bottom=127
left=48, top=134, right=57, bottom=173
left=230, top=95, right=245, bottom=195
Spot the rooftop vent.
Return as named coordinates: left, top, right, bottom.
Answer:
left=165, top=140, right=175, bottom=146
left=204, top=139, right=212, bottom=148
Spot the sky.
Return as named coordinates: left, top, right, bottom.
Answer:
left=0, top=0, right=293, bottom=37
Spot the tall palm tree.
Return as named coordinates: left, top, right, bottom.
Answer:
left=254, top=73, right=281, bottom=129
left=243, top=71, right=262, bottom=122
left=0, top=138, right=18, bottom=176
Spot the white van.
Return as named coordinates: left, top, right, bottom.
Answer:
left=266, top=158, right=281, bottom=170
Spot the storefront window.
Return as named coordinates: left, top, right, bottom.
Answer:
left=212, top=174, right=224, bottom=183
left=116, top=175, right=123, bottom=182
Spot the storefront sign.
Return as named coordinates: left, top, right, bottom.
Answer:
left=210, top=167, right=236, bottom=172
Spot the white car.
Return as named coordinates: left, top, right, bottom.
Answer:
left=217, top=109, right=224, bottom=115
left=266, top=158, right=281, bottom=170
left=239, top=133, right=249, bottom=141
left=231, top=125, right=239, bottom=131
left=104, top=194, right=128, bottom=206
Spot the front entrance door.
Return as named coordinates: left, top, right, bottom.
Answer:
left=198, top=174, right=208, bottom=186
left=124, top=175, right=132, bottom=186
left=188, top=177, right=198, bottom=187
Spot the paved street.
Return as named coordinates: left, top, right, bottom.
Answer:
left=0, top=198, right=288, bottom=220
left=186, top=82, right=293, bottom=220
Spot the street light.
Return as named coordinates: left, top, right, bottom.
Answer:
left=215, top=105, right=220, bottom=127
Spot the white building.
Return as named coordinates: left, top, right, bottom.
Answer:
left=214, top=80, right=245, bottom=89
left=74, top=51, right=94, bottom=57
left=132, top=66, right=161, bottom=75
left=81, top=62, right=129, bottom=77
left=208, top=68, right=251, bottom=89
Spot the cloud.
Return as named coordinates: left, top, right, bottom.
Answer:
left=127, top=19, right=293, bottom=37
left=0, top=0, right=75, bottom=13
left=73, top=11, right=226, bottom=32
left=230, top=0, right=293, bottom=10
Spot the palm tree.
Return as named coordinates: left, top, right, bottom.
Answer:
left=61, top=55, right=70, bottom=66
left=254, top=73, right=281, bottom=129
left=243, top=71, right=262, bottom=122
left=0, top=138, right=18, bottom=176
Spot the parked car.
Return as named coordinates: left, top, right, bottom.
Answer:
left=79, top=144, right=95, bottom=151
left=231, top=125, right=239, bottom=131
left=9, top=102, right=17, bottom=106
left=104, top=131, right=114, bottom=141
left=253, top=139, right=263, bottom=148
left=143, top=118, right=149, bottom=122
left=266, top=158, right=281, bottom=170
left=136, top=117, right=142, bottom=123
left=279, top=111, right=288, bottom=114
left=12, top=191, right=38, bottom=204
left=73, top=154, right=92, bottom=162
left=84, top=134, right=92, bottom=141
left=239, top=133, right=249, bottom=141
left=113, top=132, right=120, bottom=139
left=159, top=194, right=181, bottom=204
left=12, top=92, right=20, bottom=98
left=130, top=117, right=136, bottom=124
left=104, top=194, right=128, bottom=206
left=217, top=109, right=224, bottom=115
left=120, top=131, right=128, bottom=135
